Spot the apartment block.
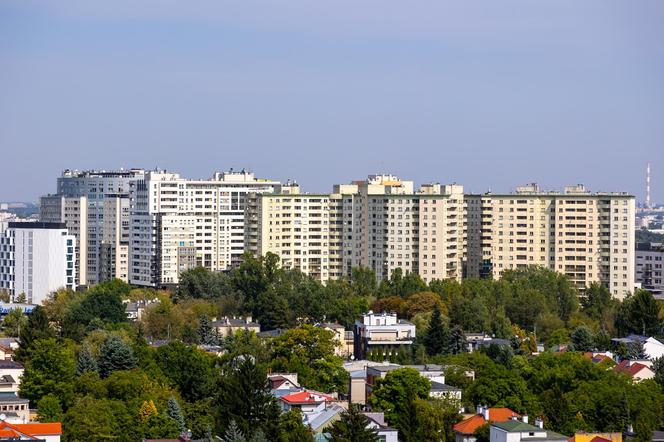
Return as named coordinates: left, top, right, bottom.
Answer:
left=635, top=242, right=664, bottom=297
left=40, top=168, right=145, bottom=286
left=0, top=222, right=76, bottom=304
left=245, top=183, right=342, bottom=281
left=130, top=169, right=281, bottom=287
left=339, top=175, right=466, bottom=282
left=466, top=184, right=635, bottom=298
left=246, top=174, right=466, bottom=283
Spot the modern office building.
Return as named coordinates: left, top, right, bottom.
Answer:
left=0, top=222, right=76, bottom=304
left=129, top=169, right=281, bottom=287
left=40, top=168, right=145, bottom=286
left=245, top=174, right=466, bottom=283
left=466, top=184, right=635, bottom=298
left=635, top=242, right=664, bottom=297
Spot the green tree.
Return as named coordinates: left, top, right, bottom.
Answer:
left=368, top=367, right=430, bottom=426
left=14, top=292, right=27, bottom=303
left=423, top=307, right=450, bottom=356
left=167, top=396, right=187, bottom=433
left=328, top=404, right=379, bottom=442
left=2, top=308, right=27, bottom=337
left=197, top=316, right=219, bottom=345
left=277, top=409, right=314, bottom=442
left=222, top=420, right=247, bottom=442
left=156, top=342, right=216, bottom=401
left=141, top=413, right=181, bottom=440
left=351, top=267, right=377, bottom=297
left=582, top=283, right=614, bottom=321
left=76, top=345, right=98, bottom=375
left=14, top=306, right=55, bottom=362
left=653, top=357, right=664, bottom=388
left=98, top=335, right=138, bottom=378
left=36, top=394, right=63, bottom=422
left=570, top=326, right=595, bottom=352
left=0, top=290, right=10, bottom=303
left=63, top=396, right=132, bottom=441
left=271, top=325, right=348, bottom=393
left=616, top=289, right=661, bottom=336
left=472, top=423, right=490, bottom=442
left=216, top=355, right=281, bottom=440
left=19, top=338, right=76, bottom=407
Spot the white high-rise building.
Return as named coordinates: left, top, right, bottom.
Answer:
left=41, top=169, right=145, bottom=286
left=130, top=169, right=281, bottom=287
left=0, top=222, right=76, bottom=304
left=466, top=184, right=635, bottom=298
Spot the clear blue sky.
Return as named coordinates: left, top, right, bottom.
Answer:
left=1, top=1, right=663, bottom=203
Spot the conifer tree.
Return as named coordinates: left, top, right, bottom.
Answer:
left=98, top=335, right=137, bottom=378
left=423, top=307, right=450, bottom=356
left=166, top=397, right=187, bottom=433
left=222, top=420, right=246, bottom=442
left=329, top=404, right=379, bottom=442
left=197, top=316, right=219, bottom=345
left=76, top=346, right=98, bottom=375
left=139, top=400, right=158, bottom=424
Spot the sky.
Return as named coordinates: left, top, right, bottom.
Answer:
left=1, top=1, right=663, bottom=203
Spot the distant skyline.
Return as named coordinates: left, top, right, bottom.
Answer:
left=1, top=1, right=663, bottom=203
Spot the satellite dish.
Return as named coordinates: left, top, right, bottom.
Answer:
left=0, top=413, right=6, bottom=421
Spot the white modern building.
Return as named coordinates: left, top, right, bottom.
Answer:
left=0, top=222, right=76, bottom=304
left=129, top=169, right=282, bottom=287
left=353, top=311, right=416, bottom=360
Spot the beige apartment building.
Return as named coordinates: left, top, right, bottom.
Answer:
left=130, top=169, right=282, bottom=287
left=244, top=183, right=342, bottom=282
left=245, top=174, right=466, bottom=283
left=466, top=184, right=635, bottom=298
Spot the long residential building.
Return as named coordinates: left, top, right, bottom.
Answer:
left=466, top=183, right=635, bottom=298
left=0, top=222, right=76, bottom=304
left=129, top=169, right=282, bottom=287
left=245, top=174, right=466, bottom=283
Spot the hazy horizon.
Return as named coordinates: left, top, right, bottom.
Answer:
left=1, top=1, right=663, bottom=203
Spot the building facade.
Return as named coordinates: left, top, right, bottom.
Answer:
left=245, top=174, right=466, bottom=284
left=0, top=222, right=76, bottom=304
left=635, top=242, right=664, bottom=297
left=466, top=184, right=635, bottom=298
left=353, top=311, right=415, bottom=360
left=40, top=169, right=145, bottom=286
left=129, top=170, right=281, bottom=287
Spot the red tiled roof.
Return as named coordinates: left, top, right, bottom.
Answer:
left=614, top=361, right=651, bottom=377
left=280, top=391, right=334, bottom=405
left=453, top=408, right=519, bottom=434
left=589, top=437, right=613, bottom=442
left=0, top=421, right=62, bottom=436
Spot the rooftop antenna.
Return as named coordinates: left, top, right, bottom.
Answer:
left=646, top=162, right=651, bottom=209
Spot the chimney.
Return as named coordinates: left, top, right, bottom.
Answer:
left=535, top=417, right=544, bottom=429
left=522, top=415, right=528, bottom=424
left=483, top=406, right=490, bottom=421
left=476, top=404, right=483, bottom=415
left=246, top=316, right=253, bottom=323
